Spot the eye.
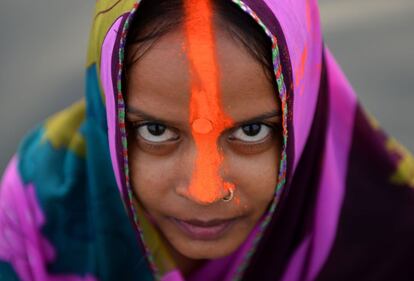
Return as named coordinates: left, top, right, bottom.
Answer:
left=136, top=123, right=179, bottom=143
left=230, top=123, right=272, bottom=143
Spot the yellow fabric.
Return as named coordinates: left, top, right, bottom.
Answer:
left=132, top=198, right=177, bottom=275
left=86, top=0, right=136, bottom=69
left=387, top=138, right=414, bottom=188
left=42, top=99, right=86, bottom=157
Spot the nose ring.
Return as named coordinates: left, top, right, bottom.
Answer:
left=222, top=188, right=234, bottom=202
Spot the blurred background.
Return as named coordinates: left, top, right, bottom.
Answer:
left=0, top=0, right=413, bottom=172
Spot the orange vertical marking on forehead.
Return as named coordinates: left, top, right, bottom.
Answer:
left=184, top=0, right=235, bottom=203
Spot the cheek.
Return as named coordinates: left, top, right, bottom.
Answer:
left=227, top=144, right=280, bottom=209
left=128, top=144, right=179, bottom=210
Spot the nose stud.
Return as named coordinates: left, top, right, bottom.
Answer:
left=192, top=118, right=213, bottom=134
left=222, top=188, right=234, bottom=202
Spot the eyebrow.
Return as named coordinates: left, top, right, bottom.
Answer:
left=126, top=106, right=281, bottom=127
left=232, top=110, right=282, bottom=127
left=126, top=106, right=179, bottom=126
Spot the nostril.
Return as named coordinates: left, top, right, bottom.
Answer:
left=175, top=182, right=235, bottom=205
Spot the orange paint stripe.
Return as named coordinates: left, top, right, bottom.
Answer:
left=295, top=45, right=308, bottom=94
left=305, top=1, right=312, bottom=33
left=184, top=0, right=235, bottom=203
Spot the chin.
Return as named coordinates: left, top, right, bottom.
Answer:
left=173, top=238, right=242, bottom=260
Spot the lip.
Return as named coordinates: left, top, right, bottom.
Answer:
left=172, top=217, right=237, bottom=240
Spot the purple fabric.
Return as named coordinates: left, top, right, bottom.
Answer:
left=280, top=50, right=357, bottom=281
left=264, top=0, right=323, bottom=172
left=278, top=236, right=311, bottom=281
left=234, top=1, right=356, bottom=279
left=307, top=50, right=356, bottom=280
left=160, top=270, right=184, bottom=281
left=100, top=16, right=124, bottom=196
left=0, top=156, right=96, bottom=281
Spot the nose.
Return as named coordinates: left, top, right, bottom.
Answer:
left=176, top=185, right=223, bottom=205
left=187, top=157, right=230, bottom=204
left=175, top=141, right=234, bottom=205
left=175, top=181, right=232, bottom=205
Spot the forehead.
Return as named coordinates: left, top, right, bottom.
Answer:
left=125, top=26, right=279, bottom=123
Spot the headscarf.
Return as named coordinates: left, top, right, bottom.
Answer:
left=1, top=0, right=414, bottom=281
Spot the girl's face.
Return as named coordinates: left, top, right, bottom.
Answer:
left=126, top=27, right=281, bottom=260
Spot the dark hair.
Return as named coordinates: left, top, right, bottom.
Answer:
left=124, top=0, right=275, bottom=84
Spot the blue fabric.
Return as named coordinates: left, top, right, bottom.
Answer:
left=9, top=65, right=153, bottom=280
left=0, top=261, right=19, bottom=281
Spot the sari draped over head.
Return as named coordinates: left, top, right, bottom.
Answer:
left=1, top=0, right=414, bottom=280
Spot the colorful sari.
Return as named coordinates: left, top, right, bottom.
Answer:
left=1, top=0, right=414, bottom=280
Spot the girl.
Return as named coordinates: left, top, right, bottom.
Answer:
left=1, top=0, right=414, bottom=280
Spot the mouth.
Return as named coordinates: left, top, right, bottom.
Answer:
left=171, top=217, right=237, bottom=240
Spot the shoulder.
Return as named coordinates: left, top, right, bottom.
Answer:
left=0, top=102, right=152, bottom=280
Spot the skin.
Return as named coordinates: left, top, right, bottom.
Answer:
left=125, top=25, right=281, bottom=275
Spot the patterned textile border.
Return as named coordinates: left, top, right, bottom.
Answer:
left=115, top=1, right=161, bottom=279
left=229, top=1, right=288, bottom=280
